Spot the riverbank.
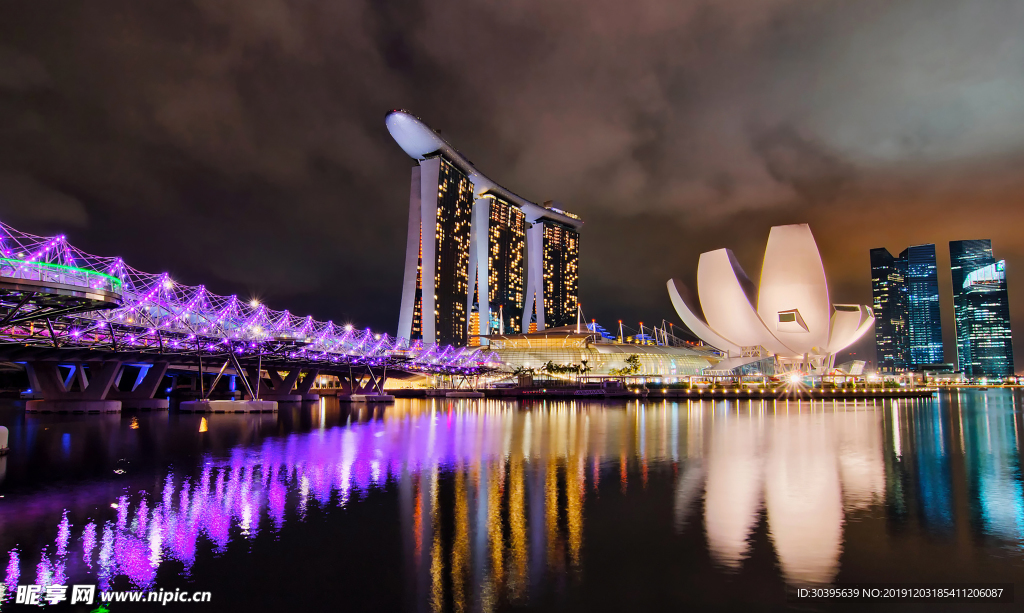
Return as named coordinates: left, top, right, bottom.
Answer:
left=389, top=387, right=938, bottom=400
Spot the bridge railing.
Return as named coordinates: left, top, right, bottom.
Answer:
left=0, top=257, right=123, bottom=296
left=0, top=221, right=502, bottom=373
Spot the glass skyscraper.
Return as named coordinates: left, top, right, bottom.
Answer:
left=870, top=244, right=942, bottom=372
left=950, top=240, right=1014, bottom=379
left=870, top=248, right=909, bottom=372
left=903, top=245, right=943, bottom=365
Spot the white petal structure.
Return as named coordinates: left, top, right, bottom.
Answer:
left=668, top=223, right=874, bottom=372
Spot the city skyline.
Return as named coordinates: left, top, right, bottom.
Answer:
left=872, top=240, right=1014, bottom=377
left=0, top=2, right=1022, bottom=371
left=2, top=4, right=1024, bottom=613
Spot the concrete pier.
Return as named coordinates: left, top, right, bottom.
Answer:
left=0, top=426, right=8, bottom=455
left=179, top=400, right=278, bottom=413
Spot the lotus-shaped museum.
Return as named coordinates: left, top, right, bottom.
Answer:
left=667, top=224, right=874, bottom=373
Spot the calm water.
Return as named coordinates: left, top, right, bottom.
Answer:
left=0, top=392, right=1022, bottom=612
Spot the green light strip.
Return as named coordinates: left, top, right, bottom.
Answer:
left=0, top=257, right=123, bottom=292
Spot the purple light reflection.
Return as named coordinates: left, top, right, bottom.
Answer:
left=1, top=409, right=512, bottom=592
left=4, top=548, right=19, bottom=597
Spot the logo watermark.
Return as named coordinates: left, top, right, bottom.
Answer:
left=7, top=583, right=211, bottom=606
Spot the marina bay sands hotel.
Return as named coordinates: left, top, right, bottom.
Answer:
left=386, top=110, right=583, bottom=347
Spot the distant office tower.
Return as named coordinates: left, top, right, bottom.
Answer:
left=950, top=240, right=1014, bottom=379
left=869, top=244, right=942, bottom=372
left=870, top=248, right=908, bottom=372
left=903, top=245, right=943, bottom=365
left=388, top=110, right=583, bottom=345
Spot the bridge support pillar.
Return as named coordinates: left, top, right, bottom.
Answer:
left=108, top=362, right=170, bottom=410
left=334, top=368, right=392, bottom=402
left=295, top=369, right=320, bottom=401
left=250, top=367, right=320, bottom=401
left=25, top=361, right=123, bottom=413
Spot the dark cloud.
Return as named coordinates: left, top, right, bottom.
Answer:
left=0, top=0, right=1022, bottom=368
left=0, top=47, right=51, bottom=93
left=752, top=125, right=854, bottom=205
left=0, top=173, right=87, bottom=227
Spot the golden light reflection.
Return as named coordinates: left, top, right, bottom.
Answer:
left=545, top=455, right=561, bottom=573
left=430, top=466, right=442, bottom=613
left=198, top=417, right=208, bottom=433
left=452, top=467, right=468, bottom=613
left=507, top=456, right=527, bottom=600
left=389, top=398, right=890, bottom=610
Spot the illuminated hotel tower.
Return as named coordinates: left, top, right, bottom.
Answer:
left=475, top=195, right=526, bottom=335
left=387, top=110, right=583, bottom=345
left=399, top=154, right=474, bottom=346
left=536, top=205, right=580, bottom=329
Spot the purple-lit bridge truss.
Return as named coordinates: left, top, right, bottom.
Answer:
left=0, top=220, right=500, bottom=399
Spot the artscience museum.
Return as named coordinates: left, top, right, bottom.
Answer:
left=668, top=224, right=874, bottom=375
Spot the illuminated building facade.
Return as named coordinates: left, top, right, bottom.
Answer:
left=398, top=153, right=474, bottom=346
left=870, top=244, right=943, bottom=372
left=870, top=248, right=908, bottom=372
left=950, top=239, right=1014, bottom=379
left=484, top=326, right=718, bottom=377
left=473, top=195, right=526, bottom=337
left=389, top=110, right=583, bottom=345
left=668, top=224, right=874, bottom=374
left=540, top=221, right=580, bottom=329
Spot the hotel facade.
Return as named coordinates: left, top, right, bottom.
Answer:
left=387, top=110, right=583, bottom=346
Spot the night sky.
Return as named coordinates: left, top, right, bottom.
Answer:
left=1, top=1, right=1022, bottom=369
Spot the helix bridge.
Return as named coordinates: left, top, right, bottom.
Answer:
left=0, top=220, right=499, bottom=406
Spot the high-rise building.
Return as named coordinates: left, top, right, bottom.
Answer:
left=869, top=244, right=942, bottom=372
left=950, top=240, right=1014, bottom=379
left=870, top=248, right=908, bottom=372
left=398, top=154, right=474, bottom=346
left=541, top=220, right=579, bottom=328
left=387, top=110, right=583, bottom=346
left=477, top=195, right=526, bottom=335
left=903, top=245, right=943, bottom=365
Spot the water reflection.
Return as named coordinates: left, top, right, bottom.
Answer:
left=701, top=406, right=883, bottom=583
left=958, top=392, right=1024, bottom=545
left=0, top=393, right=1021, bottom=611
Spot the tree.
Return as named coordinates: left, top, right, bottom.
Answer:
left=610, top=354, right=641, bottom=376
